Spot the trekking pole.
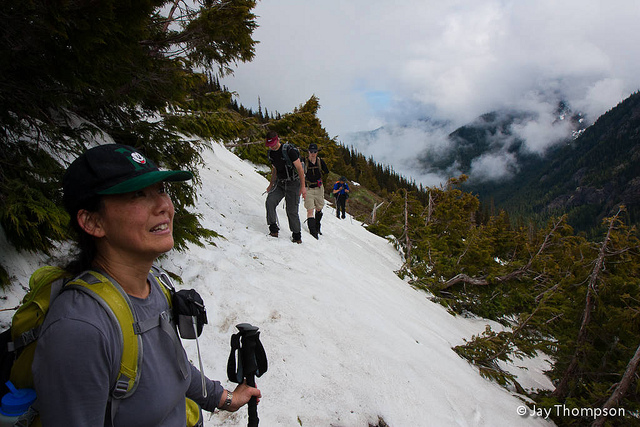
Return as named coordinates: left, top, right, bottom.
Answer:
left=227, top=323, right=268, bottom=427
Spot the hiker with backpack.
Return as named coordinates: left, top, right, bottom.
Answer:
left=303, top=142, right=330, bottom=239
left=332, top=176, right=350, bottom=219
left=29, top=144, right=260, bottom=426
left=265, top=130, right=307, bottom=243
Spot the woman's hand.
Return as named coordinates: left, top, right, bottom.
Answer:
left=221, top=381, right=262, bottom=412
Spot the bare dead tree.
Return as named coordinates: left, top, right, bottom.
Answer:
left=403, top=190, right=411, bottom=267
left=223, top=140, right=263, bottom=148
left=425, top=191, right=433, bottom=226
left=371, top=201, right=385, bottom=224
left=592, top=342, right=640, bottom=427
left=162, top=0, right=181, bottom=33
left=552, top=209, right=621, bottom=399
left=441, top=273, right=490, bottom=288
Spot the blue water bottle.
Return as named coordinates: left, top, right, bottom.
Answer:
left=0, top=381, right=36, bottom=427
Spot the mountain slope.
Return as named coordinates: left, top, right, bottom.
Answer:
left=0, top=142, right=554, bottom=426
left=444, top=93, right=640, bottom=233
left=505, top=91, right=640, bottom=232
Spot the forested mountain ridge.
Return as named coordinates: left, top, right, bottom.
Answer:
left=420, top=102, right=584, bottom=174
left=498, top=91, right=640, bottom=234
left=453, top=93, right=640, bottom=235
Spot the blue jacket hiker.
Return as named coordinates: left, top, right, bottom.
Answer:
left=30, top=144, right=261, bottom=426
left=332, top=177, right=350, bottom=219
left=265, top=131, right=307, bottom=243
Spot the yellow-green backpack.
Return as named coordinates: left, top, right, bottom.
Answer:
left=4, top=265, right=202, bottom=427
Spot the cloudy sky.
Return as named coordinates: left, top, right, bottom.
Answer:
left=221, top=0, right=640, bottom=184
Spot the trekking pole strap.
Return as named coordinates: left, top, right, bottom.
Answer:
left=227, top=326, right=268, bottom=384
left=227, top=333, right=243, bottom=383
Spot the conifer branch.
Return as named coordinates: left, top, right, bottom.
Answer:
left=552, top=209, right=621, bottom=399
left=440, top=217, right=566, bottom=290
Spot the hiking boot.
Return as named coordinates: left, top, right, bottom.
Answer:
left=292, top=232, right=302, bottom=244
left=307, top=217, right=318, bottom=239
left=269, top=224, right=279, bottom=238
left=315, top=211, right=323, bottom=235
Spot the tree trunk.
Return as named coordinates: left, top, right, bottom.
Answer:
left=592, top=342, right=640, bottom=427
left=552, top=210, right=619, bottom=399
left=371, top=202, right=384, bottom=224
left=591, top=346, right=640, bottom=427
left=404, top=190, right=411, bottom=265
left=162, top=0, right=181, bottom=33
left=443, top=273, right=489, bottom=288
left=224, top=140, right=263, bottom=148
left=426, top=192, right=433, bottom=226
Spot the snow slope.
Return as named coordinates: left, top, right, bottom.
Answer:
left=1, top=142, right=554, bottom=426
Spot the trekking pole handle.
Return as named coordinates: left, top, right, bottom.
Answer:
left=236, top=323, right=260, bottom=427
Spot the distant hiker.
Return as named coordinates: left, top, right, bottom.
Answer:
left=333, top=176, right=350, bottom=219
left=265, top=131, right=307, bottom=243
left=303, top=142, right=330, bottom=239
left=31, top=144, right=260, bottom=425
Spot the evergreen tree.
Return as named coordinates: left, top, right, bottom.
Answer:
left=1, top=0, right=259, bottom=281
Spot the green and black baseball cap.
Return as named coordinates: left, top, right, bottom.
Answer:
left=63, top=144, right=193, bottom=210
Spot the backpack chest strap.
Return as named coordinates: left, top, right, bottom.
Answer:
left=132, top=309, right=172, bottom=335
left=130, top=310, right=188, bottom=381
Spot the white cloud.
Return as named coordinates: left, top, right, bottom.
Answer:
left=221, top=0, right=640, bottom=183
left=578, top=78, right=628, bottom=118
left=508, top=95, right=577, bottom=154
left=470, top=151, right=519, bottom=182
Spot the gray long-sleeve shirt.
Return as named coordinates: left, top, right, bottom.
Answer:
left=32, top=272, right=223, bottom=426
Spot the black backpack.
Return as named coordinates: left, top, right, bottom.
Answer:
left=280, top=142, right=299, bottom=180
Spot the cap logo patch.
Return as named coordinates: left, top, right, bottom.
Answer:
left=115, top=146, right=147, bottom=171
left=131, top=152, right=146, bottom=164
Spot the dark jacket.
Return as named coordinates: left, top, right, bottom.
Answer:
left=304, top=157, right=329, bottom=187
left=268, top=144, right=300, bottom=180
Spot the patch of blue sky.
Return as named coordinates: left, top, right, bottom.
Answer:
left=365, top=90, right=392, bottom=112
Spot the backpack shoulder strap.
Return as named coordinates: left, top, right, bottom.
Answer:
left=65, top=270, right=142, bottom=399
left=280, top=143, right=298, bottom=180
left=281, top=143, right=291, bottom=165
